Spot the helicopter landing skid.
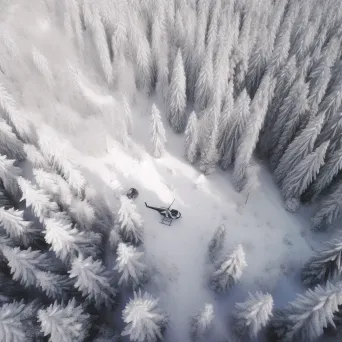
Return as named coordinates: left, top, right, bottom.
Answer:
left=160, top=216, right=173, bottom=226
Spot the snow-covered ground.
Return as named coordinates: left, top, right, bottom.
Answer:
left=56, top=98, right=326, bottom=341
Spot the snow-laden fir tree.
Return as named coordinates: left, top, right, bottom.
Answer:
left=69, top=255, right=116, bottom=307
left=233, top=73, right=276, bottom=191
left=38, top=299, right=90, bottom=342
left=0, top=154, right=21, bottom=200
left=150, top=104, right=166, bottom=158
left=233, top=292, right=273, bottom=339
left=18, top=176, right=58, bottom=223
left=24, top=144, right=49, bottom=170
left=168, top=49, right=187, bottom=133
left=2, top=246, right=50, bottom=287
left=312, top=179, right=342, bottom=229
left=123, top=95, right=133, bottom=135
left=34, top=168, right=73, bottom=207
left=0, top=182, right=11, bottom=209
left=109, top=224, right=122, bottom=252
left=44, top=216, right=102, bottom=262
left=220, top=89, right=250, bottom=169
left=302, top=237, right=342, bottom=286
left=207, top=224, right=227, bottom=263
left=122, top=289, right=168, bottom=342
left=304, top=146, right=342, bottom=203
left=0, top=207, right=39, bottom=247
left=194, top=50, right=214, bottom=113
left=0, top=119, right=25, bottom=161
left=69, top=197, right=95, bottom=230
left=274, top=113, right=326, bottom=186
left=211, top=244, right=247, bottom=293
left=190, top=303, right=214, bottom=342
left=0, top=300, right=39, bottom=342
left=35, top=270, right=73, bottom=301
left=184, top=111, right=199, bottom=164
left=270, top=281, right=342, bottom=342
left=281, top=141, right=329, bottom=209
left=114, top=242, right=148, bottom=288
left=31, top=46, right=54, bottom=88
left=118, top=196, right=144, bottom=245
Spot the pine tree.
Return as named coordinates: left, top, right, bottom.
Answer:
left=0, top=120, right=25, bottom=160
left=270, top=282, right=342, bottom=342
left=18, top=176, right=58, bottom=223
left=233, top=292, right=273, bottom=339
left=207, top=224, right=227, bottom=263
left=0, top=207, right=39, bottom=247
left=109, top=224, right=122, bottom=252
left=0, top=300, right=39, bottom=342
left=0, top=154, right=21, bottom=199
left=118, top=196, right=144, bottom=245
left=304, top=146, right=342, bottom=202
left=150, top=104, right=167, bottom=158
left=135, top=33, right=152, bottom=94
left=114, top=242, right=148, bottom=288
left=31, top=46, right=54, bottom=88
left=38, top=299, right=90, bottom=342
left=281, top=141, right=329, bottom=204
left=220, top=89, right=250, bottom=170
left=302, top=237, right=342, bottom=286
left=69, top=255, right=116, bottom=307
left=2, top=246, right=52, bottom=287
left=24, top=144, right=49, bottom=170
left=211, top=244, right=247, bottom=293
left=123, top=95, right=133, bottom=135
left=274, top=113, right=326, bottom=185
left=194, top=51, right=214, bottom=113
left=69, top=198, right=95, bottom=230
left=190, top=303, right=214, bottom=342
left=168, top=49, right=187, bottom=133
left=91, top=12, right=113, bottom=84
left=268, top=76, right=309, bottom=171
left=185, top=111, right=199, bottom=164
left=312, top=180, right=342, bottom=229
left=233, top=73, right=276, bottom=191
left=122, top=290, right=168, bottom=342
left=44, top=216, right=101, bottom=262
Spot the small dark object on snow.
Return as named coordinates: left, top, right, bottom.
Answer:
left=126, top=188, right=139, bottom=200
left=145, top=199, right=181, bottom=226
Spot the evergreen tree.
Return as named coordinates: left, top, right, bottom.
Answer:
left=302, top=237, right=342, bottom=286
left=114, top=242, right=148, bottom=288
left=211, top=244, right=247, bottom=293
left=233, top=73, right=276, bottom=191
left=0, top=182, right=11, bottom=209
left=2, top=246, right=52, bottom=287
left=0, top=120, right=25, bottom=161
left=122, top=290, right=168, bottom=342
left=109, top=224, right=121, bottom=252
left=190, top=303, right=214, bottom=342
left=268, top=77, right=309, bottom=171
left=135, top=32, right=152, bottom=94
left=123, top=95, right=133, bottom=135
left=185, top=111, right=199, bottom=164
left=44, top=216, right=101, bottom=262
left=91, top=12, right=113, bottom=84
left=274, top=113, right=326, bottom=185
left=304, top=146, right=342, bottom=202
left=24, top=144, right=49, bottom=170
left=281, top=141, right=329, bottom=205
left=207, top=224, right=227, bottom=263
left=233, top=292, right=273, bottom=339
left=194, top=51, right=214, bottom=113
left=168, top=49, right=187, bottom=133
left=312, top=179, right=342, bottom=229
left=118, top=196, right=144, bottom=245
left=270, top=282, right=342, bottom=342
left=18, top=176, right=58, bottom=223
left=69, top=198, right=95, bottom=230
left=0, top=300, right=39, bottom=342
left=69, top=255, right=116, bottom=307
left=150, top=104, right=167, bottom=158
left=0, top=154, right=21, bottom=199
left=31, top=46, right=54, bottom=88
left=220, top=89, right=250, bottom=170
left=38, top=299, right=90, bottom=342
left=0, top=207, right=39, bottom=247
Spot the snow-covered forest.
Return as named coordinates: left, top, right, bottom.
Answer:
left=1, top=0, right=342, bottom=341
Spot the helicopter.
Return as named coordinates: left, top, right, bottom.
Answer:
left=144, top=199, right=181, bottom=226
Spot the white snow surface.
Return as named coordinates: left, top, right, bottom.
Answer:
left=53, top=97, right=325, bottom=341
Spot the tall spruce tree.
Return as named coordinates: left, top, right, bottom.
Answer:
left=150, top=104, right=167, bottom=158
left=184, top=111, right=199, bottom=164
left=190, top=303, right=214, bottom=342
